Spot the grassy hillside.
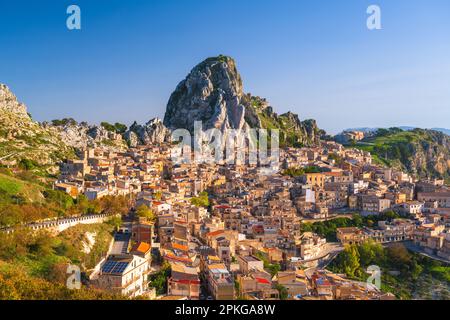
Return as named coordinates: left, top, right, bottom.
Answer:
left=245, top=96, right=320, bottom=147
left=352, top=128, right=450, bottom=179
left=56, top=223, right=115, bottom=270
left=0, top=170, right=46, bottom=203
left=0, top=166, right=130, bottom=228
left=0, top=222, right=124, bottom=300
left=0, top=121, right=76, bottom=170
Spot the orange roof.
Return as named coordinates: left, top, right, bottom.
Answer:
left=172, top=243, right=189, bottom=252
left=132, top=242, right=151, bottom=254
left=206, top=230, right=224, bottom=238
left=324, top=171, right=343, bottom=177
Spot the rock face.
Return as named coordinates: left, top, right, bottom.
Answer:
left=355, top=128, right=450, bottom=179
left=405, top=130, right=450, bottom=178
left=123, top=131, right=139, bottom=148
left=0, top=84, right=75, bottom=167
left=125, top=118, right=170, bottom=146
left=163, top=55, right=321, bottom=146
left=0, top=83, right=128, bottom=170
left=47, top=121, right=127, bottom=151
left=0, top=84, right=29, bottom=118
left=164, top=55, right=248, bottom=134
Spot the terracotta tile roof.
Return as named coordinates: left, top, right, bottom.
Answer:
left=132, top=242, right=151, bottom=254
left=206, top=230, right=225, bottom=237
left=172, top=242, right=189, bottom=252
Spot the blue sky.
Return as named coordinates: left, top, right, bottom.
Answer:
left=0, top=0, right=449, bottom=134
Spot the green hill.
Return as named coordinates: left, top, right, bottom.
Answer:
left=353, top=128, right=450, bottom=180
left=243, top=95, right=322, bottom=147
left=0, top=170, right=46, bottom=204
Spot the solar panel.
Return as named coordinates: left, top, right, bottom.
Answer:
left=112, top=262, right=129, bottom=274
left=102, top=259, right=130, bottom=274
left=101, top=260, right=117, bottom=273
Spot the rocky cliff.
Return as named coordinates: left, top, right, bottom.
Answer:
left=355, top=128, right=450, bottom=179
left=0, top=84, right=75, bottom=169
left=125, top=118, right=170, bottom=147
left=0, top=84, right=29, bottom=118
left=0, top=84, right=129, bottom=171
left=44, top=120, right=128, bottom=151
left=395, top=130, right=450, bottom=179
left=163, top=55, right=321, bottom=147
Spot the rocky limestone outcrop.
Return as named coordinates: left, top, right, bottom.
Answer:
left=163, top=55, right=321, bottom=147
left=0, top=84, right=75, bottom=167
left=44, top=121, right=127, bottom=151
left=353, top=128, right=450, bottom=179
left=164, top=55, right=248, bottom=134
left=406, top=130, right=450, bottom=178
left=125, top=118, right=170, bottom=146
left=124, top=130, right=139, bottom=148
left=0, top=84, right=29, bottom=118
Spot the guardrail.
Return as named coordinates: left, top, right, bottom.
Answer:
left=1, top=213, right=119, bottom=234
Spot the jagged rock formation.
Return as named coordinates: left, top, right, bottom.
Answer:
left=44, top=121, right=127, bottom=151
left=163, top=55, right=321, bottom=147
left=164, top=56, right=248, bottom=134
left=242, top=95, right=321, bottom=146
left=0, top=84, right=29, bottom=118
left=0, top=84, right=127, bottom=171
left=125, top=118, right=170, bottom=147
left=0, top=84, right=75, bottom=168
left=123, top=130, right=139, bottom=148
left=395, top=130, right=450, bottom=179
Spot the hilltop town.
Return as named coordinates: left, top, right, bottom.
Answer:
left=50, top=137, right=449, bottom=300
left=0, top=56, right=449, bottom=300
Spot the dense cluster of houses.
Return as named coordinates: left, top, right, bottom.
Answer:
left=55, top=140, right=450, bottom=299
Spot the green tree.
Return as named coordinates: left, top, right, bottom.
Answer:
left=275, top=284, right=288, bottom=300
left=190, top=191, right=209, bottom=208
left=357, top=240, right=383, bottom=267
left=100, top=122, right=116, bottom=132
left=149, top=261, right=171, bottom=295
left=106, top=215, right=122, bottom=230
left=136, top=204, right=156, bottom=221
left=43, top=190, right=74, bottom=210
left=75, top=194, right=90, bottom=214
left=19, top=159, right=38, bottom=171
left=387, top=243, right=411, bottom=268
left=338, top=245, right=361, bottom=278
left=268, top=264, right=281, bottom=278
left=114, top=123, right=128, bottom=134
left=282, top=167, right=305, bottom=177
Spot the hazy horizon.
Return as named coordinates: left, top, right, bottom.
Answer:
left=1, top=0, right=449, bottom=135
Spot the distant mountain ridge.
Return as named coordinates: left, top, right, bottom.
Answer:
left=342, top=126, right=450, bottom=136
